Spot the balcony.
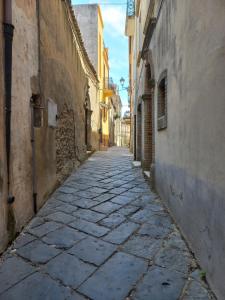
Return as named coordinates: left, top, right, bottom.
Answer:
left=126, top=0, right=135, bottom=17
left=125, top=0, right=135, bottom=36
left=103, top=77, right=114, bottom=99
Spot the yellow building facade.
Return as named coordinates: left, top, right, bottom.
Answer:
left=74, top=4, right=113, bottom=149
left=97, top=7, right=113, bottom=149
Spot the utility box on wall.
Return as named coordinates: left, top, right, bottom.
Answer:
left=48, top=99, right=58, bottom=128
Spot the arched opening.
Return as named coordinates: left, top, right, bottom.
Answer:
left=136, top=102, right=142, bottom=161
left=84, top=93, right=92, bottom=151
left=141, top=55, right=155, bottom=173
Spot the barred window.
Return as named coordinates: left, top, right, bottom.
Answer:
left=157, top=71, right=167, bottom=130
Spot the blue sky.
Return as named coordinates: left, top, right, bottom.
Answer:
left=72, top=0, right=129, bottom=114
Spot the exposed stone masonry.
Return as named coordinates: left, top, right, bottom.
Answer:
left=56, top=104, right=80, bottom=183
left=0, top=148, right=215, bottom=299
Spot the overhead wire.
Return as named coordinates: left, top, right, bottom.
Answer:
left=75, top=2, right=127, bottom=5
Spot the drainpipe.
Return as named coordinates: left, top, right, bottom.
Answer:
left=29, top=0, right=42, bottom=214
left=3, top=0, right=14, bottom=204
left=30, top=96, right=38, bottom=214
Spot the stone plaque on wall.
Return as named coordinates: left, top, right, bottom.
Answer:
left=48, top=98, right=57, bottom=128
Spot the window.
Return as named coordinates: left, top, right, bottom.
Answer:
left=103, top=107, right=107, bottom=122
left=157, top=70, right=167, bottom=130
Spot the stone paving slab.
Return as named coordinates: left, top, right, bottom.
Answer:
left=138, top=222, right=172, bottom=239
left=155, top=243, right=191, bottom=275
left=69, top=217, right=110, bottom=237
left=42, top=226, right=86, bottom=249
left=122, top=235, right=162, bottom=260
left=99, top=212, right=126, bottom=228
left=181, top=280, right=212, bottom=300
left=27, top=221, right=62, bottom=238
left=66, top=292, right=87, bottom=300
left=73, top=198, right=99, bottom=209
left=131, top=266, right=186, bottom=300
left=0, top=272, right=74, bottom=300
left=73, top=209, right=105, bottom=223
left=129, top=208, right=164, bottom=224
left=0, top=256, right=35, bottom=294
left=45, top=211, right=75, bottom=224
left=44, top=253, right=96, bottom=289
left=109, top=187, right=128, bottom=195
left=118, top=204, right=139, bottom=216
left=54, top=193, right=81, bottom=203
left=111, top=195, right=134, bottom=205
left=92, top=201, right=122, bottom=214
left=16, top=240, right=61, bottom=264
left=0, top=147, right=215, bottom=300
left=56, top=203, right=78, bottom=214
left=103, top=221, right=139, bottom=244
left=13, top=233, right=36, bottom=249
left=28, top=217, right=45, bottom=229
left=78, top=252, right=148, bottom=300
left=93, top=193, right=116, bottom=203
left=68, top=236, right=116, bottom=266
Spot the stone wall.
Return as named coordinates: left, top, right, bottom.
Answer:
left=0, top=1, right=8, bottom=252
left=131, top=0, right=225, bottom=297
left=56, top=104, right=79, bottom=184
left=149, top=1, right=225, bottom=298
left=10, top=0, right=38, bottom=233
left=35, top=0, right=87, bottom=207
left=0, top=0, right=88, bottom=251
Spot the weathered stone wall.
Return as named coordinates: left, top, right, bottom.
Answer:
left=148, top=1, right=225, bottom=298
left=35, top=0, right=87, bottom=207
left=10, top=0, right=38, bottom=233
left=0, top=1, right=8, bottom=252
left=56, top=104, right=79, bottom=183
left=0, top=0, right=88, bottom=251
left=0, top=0, right=39, bottom=251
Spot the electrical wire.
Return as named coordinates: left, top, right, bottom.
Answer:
left=75, top=2, right=127, bottom=5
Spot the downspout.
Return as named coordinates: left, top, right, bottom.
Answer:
left=3, top=0, right=14, bottom=204
left=30, top=95, right=38, bottom=214
left=30, top=0, right=42, bottom=214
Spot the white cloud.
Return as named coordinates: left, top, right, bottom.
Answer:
left=101, top=5, right=126, bottom=36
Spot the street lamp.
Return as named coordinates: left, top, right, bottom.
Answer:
left=119, top=77, right=130, bottom=94
left=120, top=77, right=125, bottom=88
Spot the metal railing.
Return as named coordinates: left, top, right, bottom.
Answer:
left=126, top=0, right=135, bottom=17
left=104, top=77, right=114, bottom=89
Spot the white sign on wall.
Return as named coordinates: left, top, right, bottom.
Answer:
left=48, top=98, right=58, bottom=128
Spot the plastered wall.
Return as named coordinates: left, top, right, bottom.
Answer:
left=150, top=1, right=225, bottom=298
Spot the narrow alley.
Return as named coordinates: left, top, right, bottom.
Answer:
left=0, top=148, right=214, bottom=300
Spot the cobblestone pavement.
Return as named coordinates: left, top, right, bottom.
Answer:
left=0, top=148, right=215, bottom=300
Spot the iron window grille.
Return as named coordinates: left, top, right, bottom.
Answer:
left=157, top=70, right=167, bottom=130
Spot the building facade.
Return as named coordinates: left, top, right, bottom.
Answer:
left=74, top=4, right=114, bottom=150
left=126, top=0, right=225, bottom=298
left=0, top=0, right=8, bottom=252
left=74, top=4, right=102, bottom=150
left=108, top=85, right=122, bottom=147
left=0, top=0, right=95, bottom=252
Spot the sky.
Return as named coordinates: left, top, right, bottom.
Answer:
left=72, top=0, right=129, bottom=115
